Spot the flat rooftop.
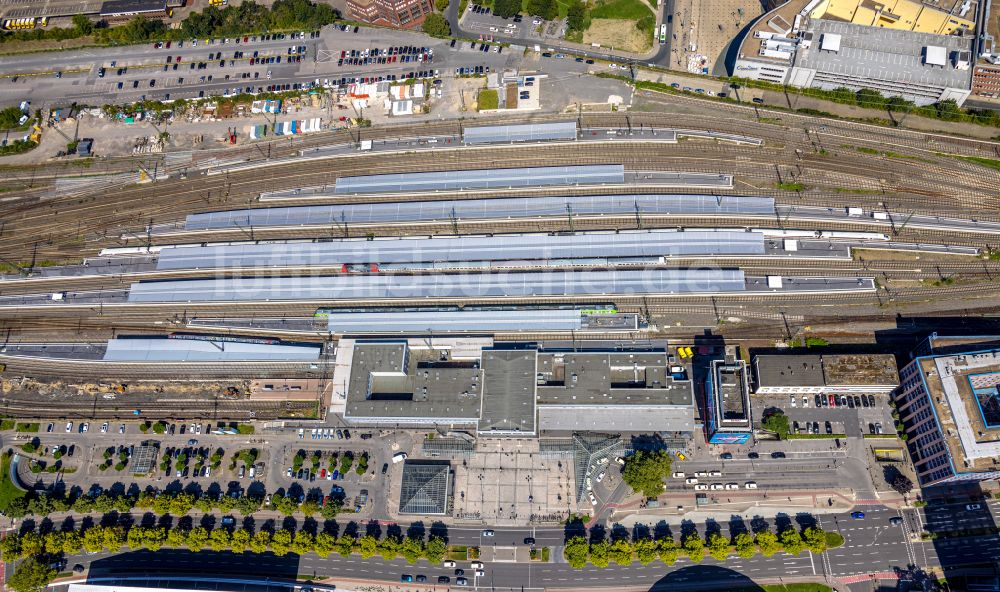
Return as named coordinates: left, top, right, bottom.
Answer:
left=344, top=342, right=483, bottom=421
left=535, top=351, right=693, bottom=406
left=478, top=348, right=537, bottom=434
left=823, top=354, right=898, bottom=385
left=919, top=350, right=1000, bottom=472
left=755, top=355, right=826, bottom=387
left=795, top=19, right=973, bottom=90
left=717, top=362, right=751, bottom=426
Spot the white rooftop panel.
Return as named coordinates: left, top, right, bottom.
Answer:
left=156, top=231, right=766, bottom=271
left=334, top=164, right=623, bottom=194
left=102, top=338, right=322, bottom=362
left=925, top=45, right=947, bottom=66
left=127, top=269, right=747, bottom=303
left=184, top=195, right=776, bottom=231
left=327, top=309, right=583, bottom=333
left=463, top=121, right=578, bottom=144
left=820, top=33, right=841, bottom=52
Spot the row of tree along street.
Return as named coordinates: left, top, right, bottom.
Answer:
left=562, top=524, right=842, bottom=568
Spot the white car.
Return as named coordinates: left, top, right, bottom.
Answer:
left=694, top=471, right=707, bottom=477
left=609, top=63, right=618, bottom=69
left=475, top=570, right=485, bottom=577
left=709, top=483, right=723, bottom=490
left=790, top=395, right=797, bottom=407
left=725, top=483, right=740, bottom=490
left=100, top=422, right=109, bottom=433
left=694, top=484, right=708, bottom=491
left=802, top=396, right=809, bottom=407
left=65, top=422, right=73, bottom=433
left=81, top=422, right=89, bottom=433
left=596, top=471, right=606, bottom=483
left=672, top=472, right=686, bottom=479
left=709, top=470, right=722, bottom=477
left=470, top=562, right=484, bottom=569
left=588, top=491, right=597, bottom=505
left=532, top=18, right=542, bottom=24
left=685, top=477, right=699, bottom=484
left=745, top=481, right=758, bottom=489
left=443, top=561, right=456, bottom=568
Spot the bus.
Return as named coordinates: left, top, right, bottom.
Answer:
left=659, top=23, right=667, bottom=44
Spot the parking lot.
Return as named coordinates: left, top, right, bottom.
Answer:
left=754, top=393, right=895, bottom=438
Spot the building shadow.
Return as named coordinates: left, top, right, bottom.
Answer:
left=648, top=565, right=764, bottom=592
left=86, top=549, right=301, bottom=580
left=920, top=482, right=1000, bottom=583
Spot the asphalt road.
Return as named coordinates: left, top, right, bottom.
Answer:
left=64, top=501, right=1000, bottom=588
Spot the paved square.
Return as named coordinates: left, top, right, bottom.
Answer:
left=453, top=439, right=575, bottom=525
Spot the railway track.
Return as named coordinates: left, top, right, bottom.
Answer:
left=0, top=395, right=317, bottom=421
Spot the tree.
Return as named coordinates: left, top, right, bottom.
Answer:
left=271, top=529, right=293, bottom=556
left=622, top=450, right=673, bottom=498
left=0, top=533, right=22, bottom=560
left=7, top=557, right=55, bottom=592
left=609, top=538, right=633, bottom=565
left=315, top=532, right=337, bottom=558
left=589, top=539, right=610, bottom=568
left=83, top=528, right=104, bottom=553
left=682, top=532, right=704, bottom=563
left=210, top=528, right=231, bottom=552
left=336, top=535, right=354, bottom=558
left=526, top=0, right=556, bottom=19
left=935, top=99, right=963, bottom=121
left=657, top=536, right=679, bottom=564
left=802, top=526, right=827, bottom=553
left=733, top=532, right=756, bottom=559
left=166, top=528, right=187, bottom=548
left=0, top=106, right=24, bottom=129
left=888, top=471, right=913, bottom=495
left=378, top=535, right=401, bottom=560
left=358, top=534, right=378, bottom=559
left=421, top=12, right=451, bottom=37
left=761, top=410, right=790, bottom=440
left=707, top=532, right=730, bottom=561
left=566, top=0, right=586, bottom=31
left=856, top=88, right=887, bottom=111
left=292, top=530, right=315, bottom=555
left=635, top=537, right=657, bottom=565
left=493, top=0, right=522, bottom=18
left=778, top=526, right=804, bottom=555
left=231, top=529, right=251, bottom=553
left=401, top=535, right=424, bottom=563
left=186, top=527, right=209, bottom=552
left=564, top=536, right=589, bottom=568
left=425, top=535, right=447, bottom=563
left=250, top=531, right=271, bottom=554
left=62, top=531, right=83, bottom=555
left=435, top=0, right=449, bottom=10
left=71, top=14, right=93, bottom=35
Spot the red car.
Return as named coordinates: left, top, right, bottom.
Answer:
left=319, top=469, right=327, bottom=479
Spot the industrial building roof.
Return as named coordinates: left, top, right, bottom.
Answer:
left=343, top=342, right=483, bottom=422
left=155, top=230, right=767, bottom=271
left=478, top=348, right=537, bottom=434
left=463, top=121, right=578, bottom=144
left=326, top=309, right=584, bottom=333
left=754, top=355, right=826, bottom=387
left=795, top=20, right=973, bottom=91
left=538, top=406, right=695, bottom=432
left=535, top=351, right=694, bottom=406
left=398, top=460, right=451, bottom=514
left=184, top=195, right=776, bottom=231
left=100, top=0, right=166, bottom=15
left=126, top=269, right=747, bottom=303
left=333, top=164, right=623, bottom=194
left=102, top=337, right=322, bottom=362
left=754, top=353, right=899, bottom=388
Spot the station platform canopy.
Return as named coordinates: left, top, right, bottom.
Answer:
left=326, top=308, right=585, bottom=333
left=127, top=269, right=747, bottom=303
left=155, top=230, right=766, bottom=271
left=462, top=121, right=578, bottom=144
left=184, top=195, right=776, bottom=231
left=102, top=337, right=322, bottom=362
left=333, top=164, right=623, bottom=194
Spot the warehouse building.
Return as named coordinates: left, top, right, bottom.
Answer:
left=99, top=0, right=169, bottom=20
left=753, top=353, right=899, bottom=394
left=894, top=347, right=1000, bottom=486
left=342, top=341, right=695, bottom=437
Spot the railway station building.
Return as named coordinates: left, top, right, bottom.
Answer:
left=894, top=344, right=1000, bottom=486
left=341, top=340, right=695, bottom=438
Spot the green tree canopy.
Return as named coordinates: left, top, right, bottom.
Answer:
left=761, top=410, right=790, bottom=440
left=779, top=526, right=804, bottom=555
left=563, top=536, right=589, bottom=568
left=421, top=13, right=451, bottom=37
left=566, top=0, right=587, bottom=31
left=682, top=532, right=704, bottom=563
left=733, top=532, right=756, bottom=559
left=802, top=526, right=827, bottom=553
left=494, top=0, right=522, bottom=18
left=7, top=557, right=55, bottom=592
left=706, top=532, right=730, bottom=561
left=622, top=450, right=673, bottom=498
left=635, top=537, right=658, bottom=565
